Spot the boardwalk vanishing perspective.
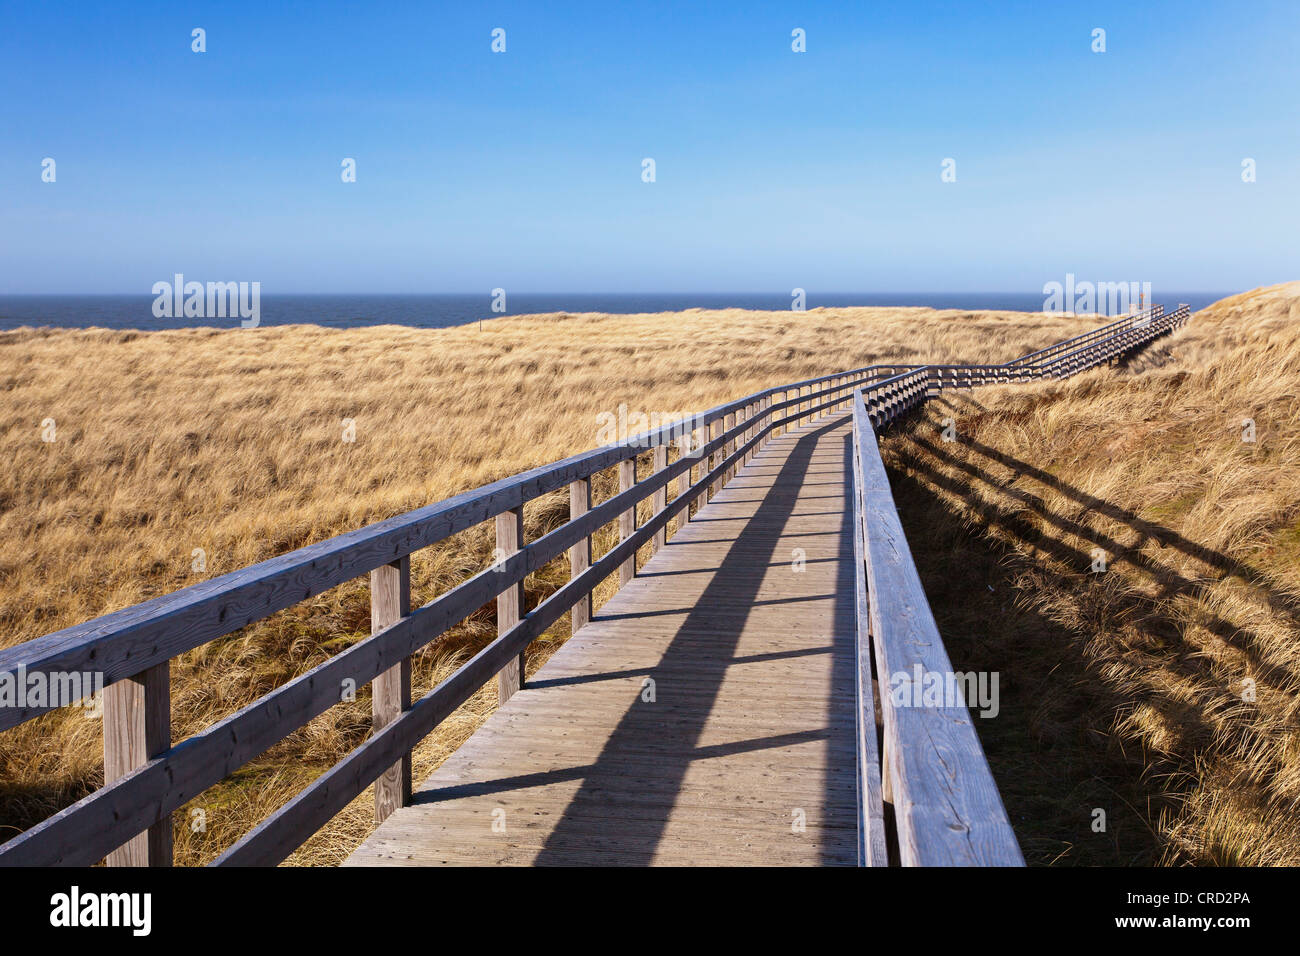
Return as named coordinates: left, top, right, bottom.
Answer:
left=347, top=418, right=859, bottom=865
left=0, top=305, right=1190, bottom=868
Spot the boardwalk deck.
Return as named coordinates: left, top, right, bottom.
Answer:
left=344, top=413, right=860, bottom=866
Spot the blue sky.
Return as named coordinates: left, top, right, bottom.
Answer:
left=2, top=1, right=1297, bottom=294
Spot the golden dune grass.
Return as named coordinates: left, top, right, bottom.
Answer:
left=881, top=283, right=1300, bottom=864
left=0, top=305, right=1099, bottom=865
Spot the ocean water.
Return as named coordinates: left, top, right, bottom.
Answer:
left=0, top=292, right=1230, bottom=332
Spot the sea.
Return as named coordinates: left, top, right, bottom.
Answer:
left=0, top=292, right=1229, bottom=333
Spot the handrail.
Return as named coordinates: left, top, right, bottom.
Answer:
left=846, top=302, right=1189, bottom=867
left=852, top=390, right=1023, bottom=865
left=0, top=302, right=1191, bottom=867
left=1006, top=305, right=1163, bottom=367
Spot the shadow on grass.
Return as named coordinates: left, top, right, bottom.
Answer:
left=884, top=456, right=1171, bottom=865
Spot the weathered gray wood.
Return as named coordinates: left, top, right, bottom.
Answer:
left=675, top=435, right=693, bottom=528
left=569, top=478, right=592, bottom=633
left=708, top=419, right=724, bottom=498
left=852, top=392, right=1023, bottom=867
left=652, top=445, right=668, bottom=552
left=212, top=412, right=783, bottom=866
left=497, top=507, right=526, bottom=704
left=372, top=556, right=411, bottom=823
left=2, top=382, right=861, bottom=867
left=849, top=407, right=888, bottom=867
left=345, top=418, right=860, bottom=867
left=618, top=459, right=637, bottom=586
left=103, top=662, right=171, bottom=866
left=723, top=412, right=735, bottom=483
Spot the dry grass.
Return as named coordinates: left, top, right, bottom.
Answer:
left=881, top=282, right=1300, bottom=865
left=0, top=304, right=1098, bottom=865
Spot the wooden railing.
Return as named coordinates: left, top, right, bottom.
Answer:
left=0, top=303, right=1190, bottom=867
left=0, top=358, right=908, bottom=866
left=849, top=302, right=1189, bottom=866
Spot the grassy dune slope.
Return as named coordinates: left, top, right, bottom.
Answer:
left=883, top=283, right=1300, bottom=864
left=0, top=305, right=1097, bottom=865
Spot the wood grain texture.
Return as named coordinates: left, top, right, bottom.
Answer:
left=496, top=507, right=525, bottom=704
left=569, top=478, right=592, bottom=633
left=618, top=459, right=637, bottom=586
left=849, top=409, right=889, bottom=867
left=372, top=557, right=412, bottom=823
left=852, top=393, right=1023, bottom=867
left=103, top=662, right=171, bottom=867
left=652, top=445, right=668, bottom=552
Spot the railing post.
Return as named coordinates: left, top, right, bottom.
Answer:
left=743, top=402, right=755, bottom=465
left=677, top=429, right=695, bottom=526
left=618, top=457, right=637, bottom=585
left=652, top=443, right=668, bottom=552
left=569, top=478, right=592, bottom=632
left=496, top=506, right=525, bottom=704
left=708, top=418, right=724, bottom=498
left=372, top=555, right=411, bottom=822
left=723, top=412, right=735, bottom=483
left=104, top=662, right=172, bottom=866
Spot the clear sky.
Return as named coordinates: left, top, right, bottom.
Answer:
left=2, top=0, right=1297, bottom=294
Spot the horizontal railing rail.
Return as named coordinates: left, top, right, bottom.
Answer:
left=852, top=390, right=1023, bottom=865
left=847, top=301, right=1188, bottom=867
left=0, top=302, right=1191, bottom=867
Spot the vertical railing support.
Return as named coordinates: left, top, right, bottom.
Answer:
left=569, top=477, right=592, bottom=633
left=496, top=506, right=525, bottom=704
left=723, top=412, right=735, bottom=483
left=618, top=457, right=637, bottom=585
left=652, top=444, right=668, bottom=552
left=708, top=418, right=724, bottom=498
left=104, top=662, right=172, bottom=866
left=372, top=555, right=411, bottom=822
left=677, top=430, right=694, bottom=526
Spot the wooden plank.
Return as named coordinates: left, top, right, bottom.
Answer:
left=18, top=412, right=767, bottom=860
left=708, top=418, right=724, bottom=498
left=497, top=507, right=525, bottom=704
left=103, top=662, right=171, bottom=866
left=652, top=445, right=668, bottom=552
left=618, top=459, right=637, bottom=586
left=569, top=478, right=592, bottom=633
left=849, top=409, right=888, bottom=867
left=851, top=394, right=1023, bottom=867
left=346, top=418, right=860, bottom=867
left=675, top=434, right=693, bottom=528
left=372, top=556, right=412, bottom=823
left=212, top=424, right=778, bottom=865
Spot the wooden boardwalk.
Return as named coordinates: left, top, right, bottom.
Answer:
left=345, top=414, right=859, bottom=866
left=0, top=307, right=1188, bottom=867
